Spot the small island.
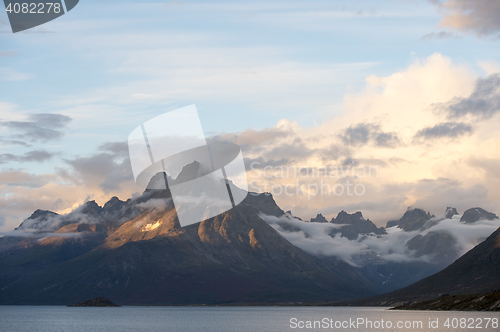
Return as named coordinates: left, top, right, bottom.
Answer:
left=391, top=291, right=500, bottom=311
left=68, top=297, right=120, bottom=307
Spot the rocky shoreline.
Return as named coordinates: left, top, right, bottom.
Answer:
left=391, top=291, right=500, bottom=311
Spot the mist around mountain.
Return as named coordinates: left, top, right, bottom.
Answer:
left=1, top=169, right=499, bottom=304
left=344, top=226, right=500, bottom=307
left=260, top=205, right=499, bottom=292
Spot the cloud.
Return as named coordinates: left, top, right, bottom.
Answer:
left=0, top=229, right=85, bottom=239
left=420, top=31, right=460, bottom=40
left=261, top=213, right=500, bottom=266
left=436, top=0, right=500, bottom=37
left=0, top=138, right=31, bottom=147
left=467, top=157, right=500, bottom=181
left=211, top=55, right=499, bottom=226
left=0, top=113, right=72, bottom=142
left=244, top=156, right=290, bottom=169
left=0, top=140, right=142, bottom=233
left=339, top=123, right=400, bottom=148
left=210, top=124, right=294, bottom=154
left=262, top=139, right=316, bottom=161
left=62, top=141, right=135, bottom=193
left=136, top=198, right=172, bottom=212
left=436, top=73, right=500, bottom=119
left=414, top=122, right=473, bottom=140
left=339, top=123, right=372, bottom=146
left=478, top=61, right=500, bottom=76
left=28, top=113, right=72, bottom=129
left=98, top=141, right=129, bottom=156
left=0, top=150, right=55, bottom=164
left=4, top=122, right=62, bottom=141
left=0, top=51, right=20, bottom=57
left=408, top=178, right=494, bottom=215
left=0, top=171, right=57, bottom=188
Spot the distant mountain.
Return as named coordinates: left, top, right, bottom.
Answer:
left=461, top=208, right=499, bottom=224
left=386, top=208, right=435, bottom=231
left=344, top=226, right=500, bottom=306
left=15, top=209, right=59, bottom=230
left=0, top=185, right=377, bottom=305
left=269, top=206, right=499, bottom=292
left=445, top=207, right=459, bottom=219
left=329, top=211, right=386, bottom=240
left=406, top=231, right=458, bottom=264
left=310, top=213, right=328, bottom=223
left=308, top=211, right=385, bottom=240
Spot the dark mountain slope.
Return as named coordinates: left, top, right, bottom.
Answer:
left=0, top=223, right=108, bottom=290
left=341, top=227, right=500, bottom=306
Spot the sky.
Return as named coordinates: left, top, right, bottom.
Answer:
left=0, top=0, right=499, bottom=231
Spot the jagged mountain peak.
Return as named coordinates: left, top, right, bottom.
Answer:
left=15, top=209, right=59, bottom=230
left=445, top=207, right=459, bottom=219
left=334, top=210, right=364, bottom=223
left=242, top=192, right=285, bottom=218
left=310, top=213, right=328, bottom=223
left=328, top=210, right=385, bottom=240
left=28, top=209, right=59, bottom=220
left=79, top=200, right=102, bottom=216
left=144, top=172, right=171, bottom=191
left=388, top=207, right=435, bottom=232
left=460, top=207, right=499, bottom=224
left=103, top=196, right=123, bottom=209
left=172, top=160, right=213, bottom=185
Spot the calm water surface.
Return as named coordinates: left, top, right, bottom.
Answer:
left=0, top=306, right=499, bottom=332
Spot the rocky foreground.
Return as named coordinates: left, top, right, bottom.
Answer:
left=391, top=291, right=500, bottom=311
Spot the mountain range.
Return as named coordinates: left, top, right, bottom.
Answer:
left=1, top=166, right=499, bottom=305
left=264, top=204, right=499, bottom=292
left=0, top=176, right=377, bottom=305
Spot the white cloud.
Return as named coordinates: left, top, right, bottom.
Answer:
left=261, top=213, right=500, bottom=266
left=478, top=61, right=500, bottom=75
left=235, top=54, right=500, bottom=224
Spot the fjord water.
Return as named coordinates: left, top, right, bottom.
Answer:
left=0, top=306, right=499, bottom=332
